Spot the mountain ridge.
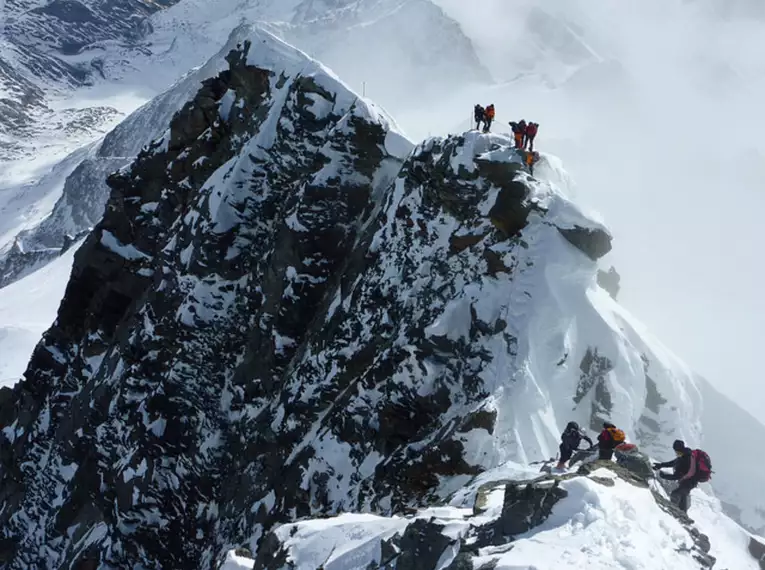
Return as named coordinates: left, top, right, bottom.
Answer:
left=0, top=7, right=764, bottom=569
left=2, top=28, right=761, bottom=568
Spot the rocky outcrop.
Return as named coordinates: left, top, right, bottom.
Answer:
left=750, top=536, right=765, bottom=569
left=574, top=348, right=615, bottom=431
left=558, top=225, right=612, bottom=260
left=597, top=265, right=621, bottom=299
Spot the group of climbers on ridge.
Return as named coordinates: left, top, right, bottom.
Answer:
left=555, top=421, right=712, bottom=513
left=508, top=119, right=539, bottom=151
left=473, top=103, right=495, bottom=133
left=472, top=104, right=541, bottom=175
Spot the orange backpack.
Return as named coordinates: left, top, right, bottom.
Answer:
left=606, top=427, right=626, bottom=444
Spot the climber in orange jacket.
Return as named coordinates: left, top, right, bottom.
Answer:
left=524, top=151, right=540, bottom=176
left=483, top=104, right=495, bottom=133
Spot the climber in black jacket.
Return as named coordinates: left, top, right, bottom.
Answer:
left=653, top=439, right=702, bottom=513
left=557, top=421, right=594, bottom=469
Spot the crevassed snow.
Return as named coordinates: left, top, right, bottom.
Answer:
left=0, top=240, right=83, bottom=387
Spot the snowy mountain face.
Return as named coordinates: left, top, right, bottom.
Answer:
left=0, top=25, right=260, bottom=287
left=0, top=0, right=487, bottom=291
left=0, top=0, right=180, bottom=161
left=3, top=28, right=762, bottom=568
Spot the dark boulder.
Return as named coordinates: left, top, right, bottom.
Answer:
left=558, top=225, right=612, bottom=261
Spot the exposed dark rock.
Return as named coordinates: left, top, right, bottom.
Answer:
left=558, top=225, right=612, bottom=261
left=498, top=480, right=567, bottom=537
left=597, top=265, right=621, bottom=299
left=483, top=248, right=510, bottom=275
left=458, top=408, right=497, bottom=435
left=750, top=536, right=765, bottom=569
left=395, top=519, right=455, bottom=570
left=450, top=232, right=487, bottom=254
left=645, top=374, right=668, bottom=414
left=574, top=348, right=615, bottom=431
left=486, top=177, right=532, bottom=237
left=34, top=0, right=96, bottom=24
left=615, top=450, right=656, bottom=481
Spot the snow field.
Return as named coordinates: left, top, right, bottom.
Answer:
left=0, top=240, right=82, bottom=386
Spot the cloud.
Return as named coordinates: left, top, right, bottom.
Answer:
left=407, top=0, right=765, bottom=417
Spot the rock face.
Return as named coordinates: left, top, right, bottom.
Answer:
left=0, top=29, right=409, bottom=569
left=750, top=536, right=765, bottom=569
left=0, top=26, right=724, bottom=570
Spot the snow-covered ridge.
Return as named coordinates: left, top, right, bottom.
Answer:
left=234, top=461, right=764, bottom=570
left=0, top=19, right=763, bottom=570
left=0, top=0, right=488, bottom=291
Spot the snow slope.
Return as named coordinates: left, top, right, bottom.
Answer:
left=236, top=462, right=762, bottom=570
left=0, top=24, right=264, bottom=288
left=0, top=239, right=81, bottom=387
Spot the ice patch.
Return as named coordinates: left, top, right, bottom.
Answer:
left=100, top=230, right=149, bottom=260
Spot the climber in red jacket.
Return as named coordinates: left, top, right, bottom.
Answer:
left=525, top=122, right=539, bottom=152
left=597, top=422, right=626, bottom=460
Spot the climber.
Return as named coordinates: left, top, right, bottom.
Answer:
left=510, top=121, right=524, bottom=149
left=518, top=120, right=528, bottom=148
left=597, top=421, right=626, bottom=461
left=524, top=150, right=539, bottom=176
left=474, top=104, right=485, bottom=131
left=653, top=440, right=712, bottom=513
left=556, top=421, right=594, bottom=469
left=525, top=122, right=539, bottom=152
left=483, top=104, right=496, bottom=133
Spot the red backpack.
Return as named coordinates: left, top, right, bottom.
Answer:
left=692, top=449, right=712, bottom=481
left=527, top=123, right=538, bottom=136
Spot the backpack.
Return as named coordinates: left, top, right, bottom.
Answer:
left=527, top=123, right=538, bottom=136
left=692, top=449, right=712, bottom=481
left=606, top=427, right=626, bottom=444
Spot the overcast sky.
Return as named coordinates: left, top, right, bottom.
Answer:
left=408, top=0, right=765, bottom=421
